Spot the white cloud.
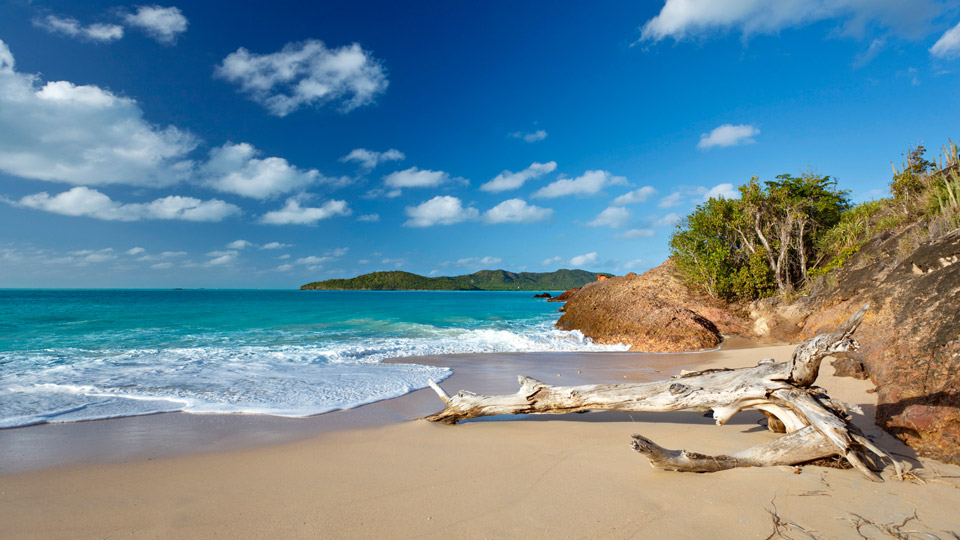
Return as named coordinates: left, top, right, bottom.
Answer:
left=383, top=167, right=457, bottom=189
left=533, top=170, right=627, bottom=198
left=227, top=239, right=253, bottom=250
left=619, top=259, right=646, bottom=272
left=931, top=21, right=960, bottom=59
left=259, top=198, right=351, bottom=225
left=404, top=196, right=478, bottom=227
left=357, top=213, right=380, bottom=222
left=33, top=15, right=124, bottom=42
left=482, top=199, right=553, bottom=224
left=126, top=247, right=146, bottom=255
left=612, top=186, right=657, bottom=205
left=702, top=183, right=740, bottom=200
left=569, top=252, right=599, bottom=267
left=653, top=213, right=683, bottom=227
left=215, top=40, right=387, bottom=117
left=259, top=242, right=291, bottom=250
left=510, top=129, right=548, bottom=142
left=275, top=264, right=294, bottom=272
left=658, top=191, right=685, bottom=208
left=123, top=6, right=188, bottom=45
left=152, top=262, right=174, bottom=269
left=639, top=0, right=944, bottom=43
left=11, top=186, right=240, bottom=222
left=204, top=250, right=238, bottom=267
left=541, top=256, right=563, bottom=266
left=587, top=206, right=631, bottom=228
left=446, top=256, right=503, bottom=268
left=201, top=142, right=343, bottom=199
left=698, top=124, right=759, bottom=149
left=340, top=148, right=405, bottom=170
left=70, top=248, right=117, bottom=264
left=480, top=161, right=557, bottom=192
left=0, top=39, right=196, bottom=187
left=615, top=228, right=656, bottom=238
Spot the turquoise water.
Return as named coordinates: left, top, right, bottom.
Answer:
left=0, top=290, right=625, bottom=428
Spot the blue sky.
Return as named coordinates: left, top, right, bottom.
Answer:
left=1, top=0, right=959, bottom=288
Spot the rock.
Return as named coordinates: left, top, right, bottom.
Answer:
left=596, top=274, right=610, bottom=282
left=793, top=228, right=960, bottom=465
left=533, top=293, right=552, bottom=299
left=555, top=260, right=754, bottom=352
left=546, top=287, right=580, bottom=303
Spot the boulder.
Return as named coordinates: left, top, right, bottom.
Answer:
left=533, top=292, right=552, bottom=299
left=546, top=287, right=580, bottom=303
left=556, top=260, right=753, bottom=352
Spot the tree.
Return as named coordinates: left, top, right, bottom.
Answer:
left=669, top=173, right=850, bottom=300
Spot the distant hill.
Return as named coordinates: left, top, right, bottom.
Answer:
left=300, top=269, right=608, bottom=291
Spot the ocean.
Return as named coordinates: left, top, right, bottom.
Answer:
left=0, top=289, right=626, bottom=428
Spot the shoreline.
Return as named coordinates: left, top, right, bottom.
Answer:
left=0, top=343, right=754, bottom=476
left=3, top=343, right=960, bottom=538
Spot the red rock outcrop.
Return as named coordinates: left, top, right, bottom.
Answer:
left=791, top=228, right=960, bottom=464
left=555, top=260, right=754, bottom=352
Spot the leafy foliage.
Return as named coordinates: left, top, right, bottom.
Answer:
left=670, top=173, right=850, bottom=301
left=300, top=269, right=607, bottom=291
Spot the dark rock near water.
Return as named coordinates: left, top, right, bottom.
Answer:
left=533, top=293, right=552, bottom=299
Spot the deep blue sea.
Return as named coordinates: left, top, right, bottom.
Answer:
left=0, top=290, right=625, bottom=428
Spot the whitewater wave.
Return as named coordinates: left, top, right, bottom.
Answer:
left=0, top=321, right=626, bottom=428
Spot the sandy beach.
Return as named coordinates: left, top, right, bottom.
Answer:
left=2, top=344, right=960, bottom=539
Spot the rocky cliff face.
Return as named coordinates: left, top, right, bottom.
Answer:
left=555, top=261, right=753, bottom=352
left=788, top=228, right=960, bottom=464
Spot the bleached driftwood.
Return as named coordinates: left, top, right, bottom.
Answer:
left=423, top=303, right=902, bottom=482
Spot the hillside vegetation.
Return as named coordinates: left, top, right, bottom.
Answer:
left=669, top=140, right=960, bottom=302
left=300, top=269, right=607, bottom=291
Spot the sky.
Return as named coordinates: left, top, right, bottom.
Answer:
left=1, top=0, right=959, bottom=288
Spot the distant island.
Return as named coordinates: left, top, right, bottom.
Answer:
left=300, top=269, right=608, bottom=291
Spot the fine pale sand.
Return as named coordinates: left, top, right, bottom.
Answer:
left=2, top=345, right=960, bottom=539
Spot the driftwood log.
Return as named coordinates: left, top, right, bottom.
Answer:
left=423, top=303, right=902, bottom=482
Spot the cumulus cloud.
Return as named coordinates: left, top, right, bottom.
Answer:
left=658, top=191, right=685, bottom=208
left=510, top=129, right=548, bottom=142
left=615, top=228, right=656, bottom=238
left=227, top=239, right=253, bottom=249
left=340, top=148, right=405, bottom=170
left=482, top=198, right=553, bottom=224
left=702, top=182, right=740, bottom=200
left=638, top=0, right=944, bottom=43
left=126, top=247, right=146, bottom=255
left=259, top=198, right=351, bottom=225
left=533, top=170, right=627, bottom=198
left=10, top=186, right=239, bottom=222
left=541, top=256, right=563, bottom=266
left=357, top=213, right=380, bottom=222
left=0, top=39, right=196, bottom=187
left=259, top=242, right=291, bottom=250
left=201, top=142, right=344, bottom=199
left=612, top=186, right=657, bottom=205
left=587, top=206, right=631, bottom=228
left=931, top=21, right=960, bottom=59
left=569, top=252, right=599, bottom=267
left=215, top=40, right=387, bottom=117
left=698, top=124, right=759, bottom=149
left=33, top=15, right=124, bottom=42
left=480, top=161, right=557, bottom=192
left=383, top=167, right=460, bottom=190
left=404, top=196, right=478, bottom=227
left=123, top=6, right=188, bottom=44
